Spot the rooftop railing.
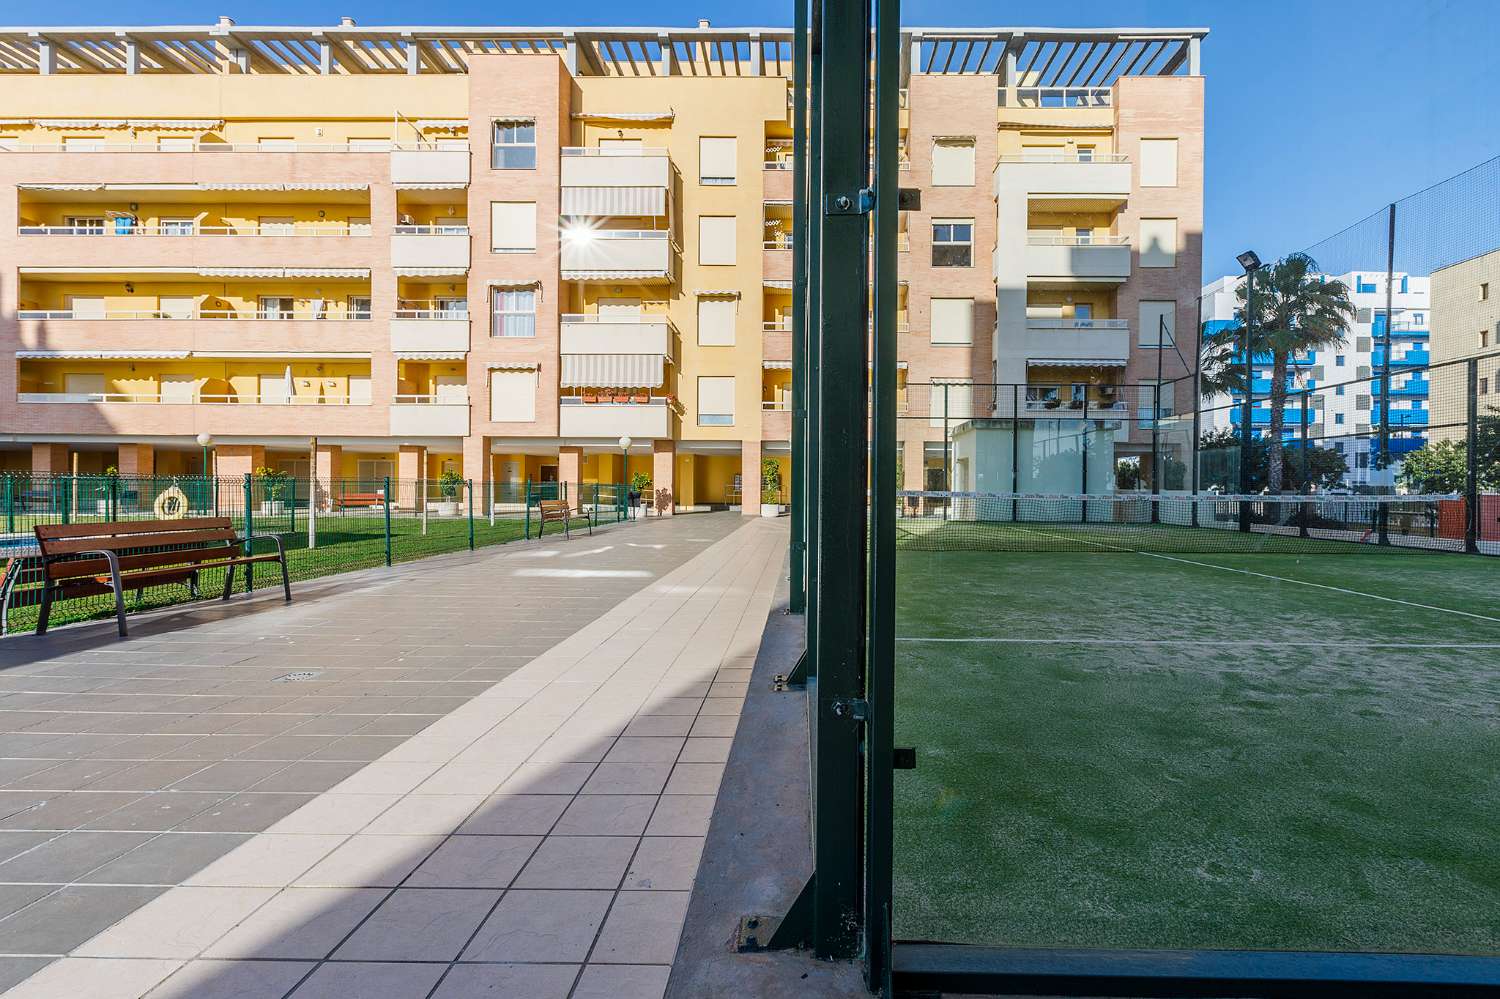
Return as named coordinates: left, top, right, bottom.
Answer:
left=999, top=87, right=1112, bottom=109
left=18, top=392, right=365, bottom=405
left=18, top=223, right=363, bottom=237
left=560, top=146, right=668, bottom=157
left=1026, top=318, right=1130, bottom=330
left=0, top=141, right=469, bottom=153
left=18, top=309, right=372, bottom=321
left=1025, top=233, right=1130, bottom=246
left=997, top=152, right=1129, bottom=163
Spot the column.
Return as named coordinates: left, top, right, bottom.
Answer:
left=462, top=436, right=490, bottom=511
left=398, top=445, right=425, bottom=511
left=116, top=443, right=155, bottom=477
left=652, top=440, right=675, bottom=515
left=214, top=445, right=266, bottom=480
left=741, top=440, right=763, bottom=516
left=559, top=446, right=584, bottom=509
left=30, top=443, right=69, bottom=475
left=315, top=444, right=343, bottom=510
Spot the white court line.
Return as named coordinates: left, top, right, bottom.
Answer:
left=896, top=637, right=1500, bottom=648
left=1007, top=524, right=1500, bottom=627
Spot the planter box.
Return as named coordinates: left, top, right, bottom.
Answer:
left=761, top=504, right=787, bottom=518
left=431, top=501, right=461, bottom=516
left=258, top=501, right=286, bottom=515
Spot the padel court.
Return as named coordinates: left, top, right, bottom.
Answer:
left=893, top=496, right=1500, bottom=956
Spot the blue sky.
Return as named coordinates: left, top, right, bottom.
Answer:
left=5, top=0, right=1497, bottom=280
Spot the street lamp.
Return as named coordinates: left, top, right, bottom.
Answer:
left=618, top=436, right=633, bottom=517
left=1237, top=251, right=1263, bottom=531
left=195, top=433, right=213, bottom=477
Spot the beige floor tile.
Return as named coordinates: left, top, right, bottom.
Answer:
left=293, top=834, right=443, bottom=887
left=531, top=730, right=616, bottom=764
left=688, top=715, right=740, bottom=738
left=430, top=963, right=578, bottom=999
left=462, top=889, right=612, bottom=962
left=405, top=835, right=540, bottom=889
left=602, top=736, right=686, bottom=764
left=573, top=964, right=670, bottom=999
left=621, top=715, right=695, bottom=738
left=512, top=835, right=638, bottom=889
left=75, top=886, right=279, bottom=958
left=144, top=959, right=314, bottom=999
left=643, top=795, right=717, bottom=836
left=623, top=836, right=706, bottom=891
left=265, top=794, right=401, bottom=835
left=581, top=762, right=673, bottom=795
left=411, top=761, right=518, bottom=796
left=185, top=833, right=346, bottom=887
left=677, top=737, right=733, bottom=763
left=328, top=762, right=441, bottom=796
left=664, top=762, right=726, bottom=795
left=289, top=960, right=444, bottom=999
left=495, top=762, right=596, bottom=795
left=551, top=795, right=658, bottom=836
left=202, top=886, right=386, bottom=959
left=334, top=887, right=501, bottom=962
left=5, top=958, right=183, bottom=999
left=697, top=697, right=744, bottom=716
left=590, top=890, right=691, bottom=964
left=636, top=697, right=704, bottom=716
left=359, top=795, right=484, bottom=836
left=456, top=793, right=571, bottom=835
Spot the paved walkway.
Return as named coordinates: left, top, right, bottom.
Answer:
left=0, top=513, right=785, bottom=998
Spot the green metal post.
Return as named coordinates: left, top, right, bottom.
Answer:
left=383, top=475, right=393, bottom=566
left=467, top=480, right=475, bottom=550
left=1376, top=203, right=1396, bottom=545
left=1299, top=392, right=1311, bottom=539
left=289, top=476, right=297, bottom=535
left=804, top=0, right=824, bottom=671
left=525, top=477, right=532, bottom=539
left=1466, top=358, right=1480, bottom=554
left=788, top=0, right=809, bottom=614
left=4, top=476, right=11, bottom=535
left=811, top=0, right=869, bottom=961
left=61, top=476, right=70, bottom=526
left=242, top=473, right=254, bottom=593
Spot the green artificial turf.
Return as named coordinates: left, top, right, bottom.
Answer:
left=893, top=547, right=1500, bottom=954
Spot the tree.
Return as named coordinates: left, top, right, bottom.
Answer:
left=1198, top=428, right=1349, bottom=493
left=1398, top=409, right=1500, bottom=493
left=1201, top=253, right=1355, bottom=492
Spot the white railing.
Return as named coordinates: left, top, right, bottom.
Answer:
left=393, top=394, right=468, bottom=405
left=762, top=400, right=791, bottom=411
left=392, top=224, right=470, bottom=235
left=763, top=320, right=791, bottom=332
left=18, top=223, right=362, bottom=237
left=572, top=229, right=671, bottom=241
left=559, top=395, right=668, bottom=406
left=764, top=159, right=793, bottom=171
left=1021, top=398, right=1129, bottom=415
left=1026, top=233, right=1130, bottom=246
left=560, top=146, right=668, bottom=157
left=393, top=308, right=469, bottom=320
left=1, top=141, right=469, bottom=154
left=997, top=152, right=1129, bottom=164
left=764, top=236, right=793, bottom=250
left=560, top=312, right=672, bottom=327
left=1026, top=318, right=1130, bottom=330
left=999, top=87, right=1112, bottom=109
left=18, top=309, right=372, bottom=321
left=19, top=392, right=363, bottom=405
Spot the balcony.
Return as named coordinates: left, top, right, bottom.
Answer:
left=391, top=225, right=471, bottom=275
left=994, top=154, right=1131, bottom=209
left=560, top=314, right=672, bottom=355
left=763, top=320, right=792, bottom=362
left=998, top=87, right=1113, bottom=109
left=390, top=147, right=470, bottom=188
left=1023, top=318, right=1131, bottom=366
left=16, top=222, right=372, bottom=269
left=560, top=148, right=670, bottom=217
left=391, top=310, right=471, bottom=353
left=559, top=397, right=672, bottom=438
left=560, top=230, right=672, bottom=282
left=1024, top=235, right=1131, bottom=284
left=13, top=391, right=374, bottom=436
left=762, top=406, right=792, bottom=441
left=389, top=396, right=470, bottom=436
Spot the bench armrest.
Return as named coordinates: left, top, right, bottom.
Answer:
left=243, top=534, right=289, bottom=560
left=54, top=548, right=123, bottom=579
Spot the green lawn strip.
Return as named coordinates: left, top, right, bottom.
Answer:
left=893, top=550, right=1500, bottom=953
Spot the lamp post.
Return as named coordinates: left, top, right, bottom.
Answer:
left=196, top=433, right=213, bottom=477
left=1236, top=250, right=1262, bottom=532
left=618, top=436, right=633, bottom=518
left=196, top=433, right=214, bottom=516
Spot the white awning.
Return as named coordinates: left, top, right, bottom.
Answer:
left=35, top=119, right=132, bottom=129
left=486, top=361, right=540, bottom=370
left=763, top=199, right=794, bottom=207
left=415, top=119, right=468, bottom=131
left=763, top=280, right=793, bottom=290
left=762, top=360, right=793, bottom=370
left=694, top=289, right=740, bottom=298
left=16, top=349, right=190, bottom=360
left=571, top=111, right=674, bottom=122
left=560, top=353, right=665, bottom=389
left=17, top=183, right=104, bottom=191
left=197, top=267, right=369, bottom=279
left=561, top=186, right=666, bottom=217
left=284, top=267, right=368, bottom=278
left=394, top=266, right=469, bottom=277
left=562, top=269, right=668, bottom=281
left=395, top=351, right=467, bottom=361
left=196, top=182, right=368, bottom=192
left=1027, top=357, right=1129, bottom=367
left=394, top=182, right=468, bottom=191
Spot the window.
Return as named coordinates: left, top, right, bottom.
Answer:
left=160, top=218, right=194, bottom=236
left=1481, top=282, right=1490, bottom=301
left=490, top=368, right=538, bottom=422
left=931, top=138, right=975, bottom=186
left=259, top=296, right=294, bottom=320
left=1335, top=384, right=1345, bottom=396
left=1074, top=303, right=1093, bottom=321
left=1357, top=453, right=1370, bottom=470
left=1483, top=330, right=1490, bottom=349
left=491, top=120, right=536, bottom=170
left=699, top=137, right=737, bottom=185
left=697, top=376, right=736, bottom=426
left=1335, top=413, right=1345, bottom=425
left=931, top=219, right=973, bottom=267
left=929, top=379, right=973, bottom=427
left=1075, top=145, right=1095, bottom=162
left=490, top=202, right=536, bottom=253
left=1335, top=355, right=1346, bottom=367
left=930, top=298, right=974, bottom=345
left=1139, top=218, right=1177, bottom=267
left=64, top=216, right=106, bottom=234
left=491, top=288, right=537, bottom=338
left=1075, top=227, right=1094, bottom=245
left=1481, top=378, right=1490, bottom=396
left=1138, top=301, right=1176, bottom=347
left=1138, top=138, right=1178, bottom=186
left=697, top=298, right=737, bottom=346
left=347, top=295, right=371, bottom=319
left=699, top=216, right=737, bottom=265
left=435, top=297, right=468, bottom=318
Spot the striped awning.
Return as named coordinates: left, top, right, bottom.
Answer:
left=197, top=267, right=369, bottom=279
left=561, top=186, right=666, bottom=217
left=196, top=183, right=368, bottom=192
left=395, top=351, right=467, bottom=361
left=694, top=289, right=740, bottom=298
left=394, top=266, right=469, bottom=278
left=1027, top=357, right=1128, bottom=367
left=762, top=359, right=793, bottom=370
left=416, top=120, right=467, bottom=131
left=763, top=280, right=793, bottom=290
left=17, top=349, right=190, bottom=359
left=562, top=269, right=668, bottom=281
left=571, top=111, right=674, bottom=122
left=560, top=353, right=665, bottom=389
left=486, top=361, right=540, bottom=370
left=394, top=182, right=468, bottom=191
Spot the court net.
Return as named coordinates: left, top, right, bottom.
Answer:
left=895, top=491, right=1476, bottom=554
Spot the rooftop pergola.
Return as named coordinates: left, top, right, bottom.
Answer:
left=0, top=20, right=1205, bottom=82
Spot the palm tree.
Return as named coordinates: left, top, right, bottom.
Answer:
left=1205, top=253, right=1355, bottom=492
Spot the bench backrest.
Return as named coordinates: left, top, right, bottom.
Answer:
left=35, top=518, right=242, bottom=579
left=537, top=500, right=570, bottom=520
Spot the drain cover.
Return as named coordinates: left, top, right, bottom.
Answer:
left=273, top=671, right=320, bottom=682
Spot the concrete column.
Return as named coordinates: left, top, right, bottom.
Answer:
left=462, top=435, right=489, bottom=499
left=652, top=440, right=675, bottom=515
left=741, top=440, right=762, bottom=516
left=214, top=444, right=266, bottom=480
left=315, top=445, right=343, bottom=510
left=116, top=443, right=155, bottom=477
left=30, top=443, right=69, bottom=474
left=559, top=446, right=584, bottom=509
left=398, top=445, right=425, bottom=511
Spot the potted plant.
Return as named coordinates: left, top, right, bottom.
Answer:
left=255, top=467, right=289, bottom=515
left=433, top=469, right=464, bottom=516
left=95, top=465, right=119, bottom=515
left=628, top=471, right=651, bottom=514
left=760, top=458, right=786, bottom=517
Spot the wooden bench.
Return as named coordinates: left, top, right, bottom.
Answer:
left=333, top=491, right=384, bottom=510
left=33, top=517, right=290, bottom=638
left=532, top=499, right=591, bottom=540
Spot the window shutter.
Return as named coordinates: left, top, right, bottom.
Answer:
left=490, top=202, right=537, bottom=252
left=1138, top=301, right=1176, bottom=346
left=1139, top=218, right=1177, bottom=268
left=697, top=376, right=736, bottom=424
left=931, top=138, right=975, bottom=186
left=929, top=380, right=973, bottom=427
left=699, top=137, right=737, bottom=183
left=489, top=369, right=537, bottom=422
left=1138, top=138, right=1178, bottom=187
left=930, top=298, right=974, bottom=344
left=699, top=216, right=737, bottom=265
left=697, top=298, right=737, bottom=346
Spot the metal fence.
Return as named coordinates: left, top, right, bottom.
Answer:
left=0, top=475, right=630, bottom=635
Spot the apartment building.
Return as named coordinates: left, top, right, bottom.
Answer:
left=1201, top=270, right=1431, bottom=486
left=1430, top=249, right=1500, bottom=366
left=0, top=20, right=1206, bottom=509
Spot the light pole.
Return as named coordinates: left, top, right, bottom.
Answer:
left=196, top=433, right=213, bottom=477
left=196, top=433, right=214, bottom=516
left=1236, top=250, right=1262, bottom=532
left=618, top=436, right=633, bottom=518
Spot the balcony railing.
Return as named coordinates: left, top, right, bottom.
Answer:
left=1026, top=318, right=1130, bottom=330
left=394, top=307, right=469, bottom=320
left=997, top=153, right=1129, bottom=164
left=19, top=392, right=363, bottom=405
left=18, top=309, right=372, bottom=321
left=764, top=235, right=793, bottom=250
left=560, top=395, right=669, bottom=406
left=764, top=320, right=791, bottom=332
left=560, top=146, right=668, bottom=157
left=1, top=141, right=467, bottom=154
left=392, top=224, right=469, bottom=235
left=393, top=394, right=468, bottom=405
left=18, top=223, right=362, bottom=237
left=1026, top=234, right=1130, bottom=246
left=998, top=87, right=1112, bottom=109
left=762, top=399, right=791, bottom=411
